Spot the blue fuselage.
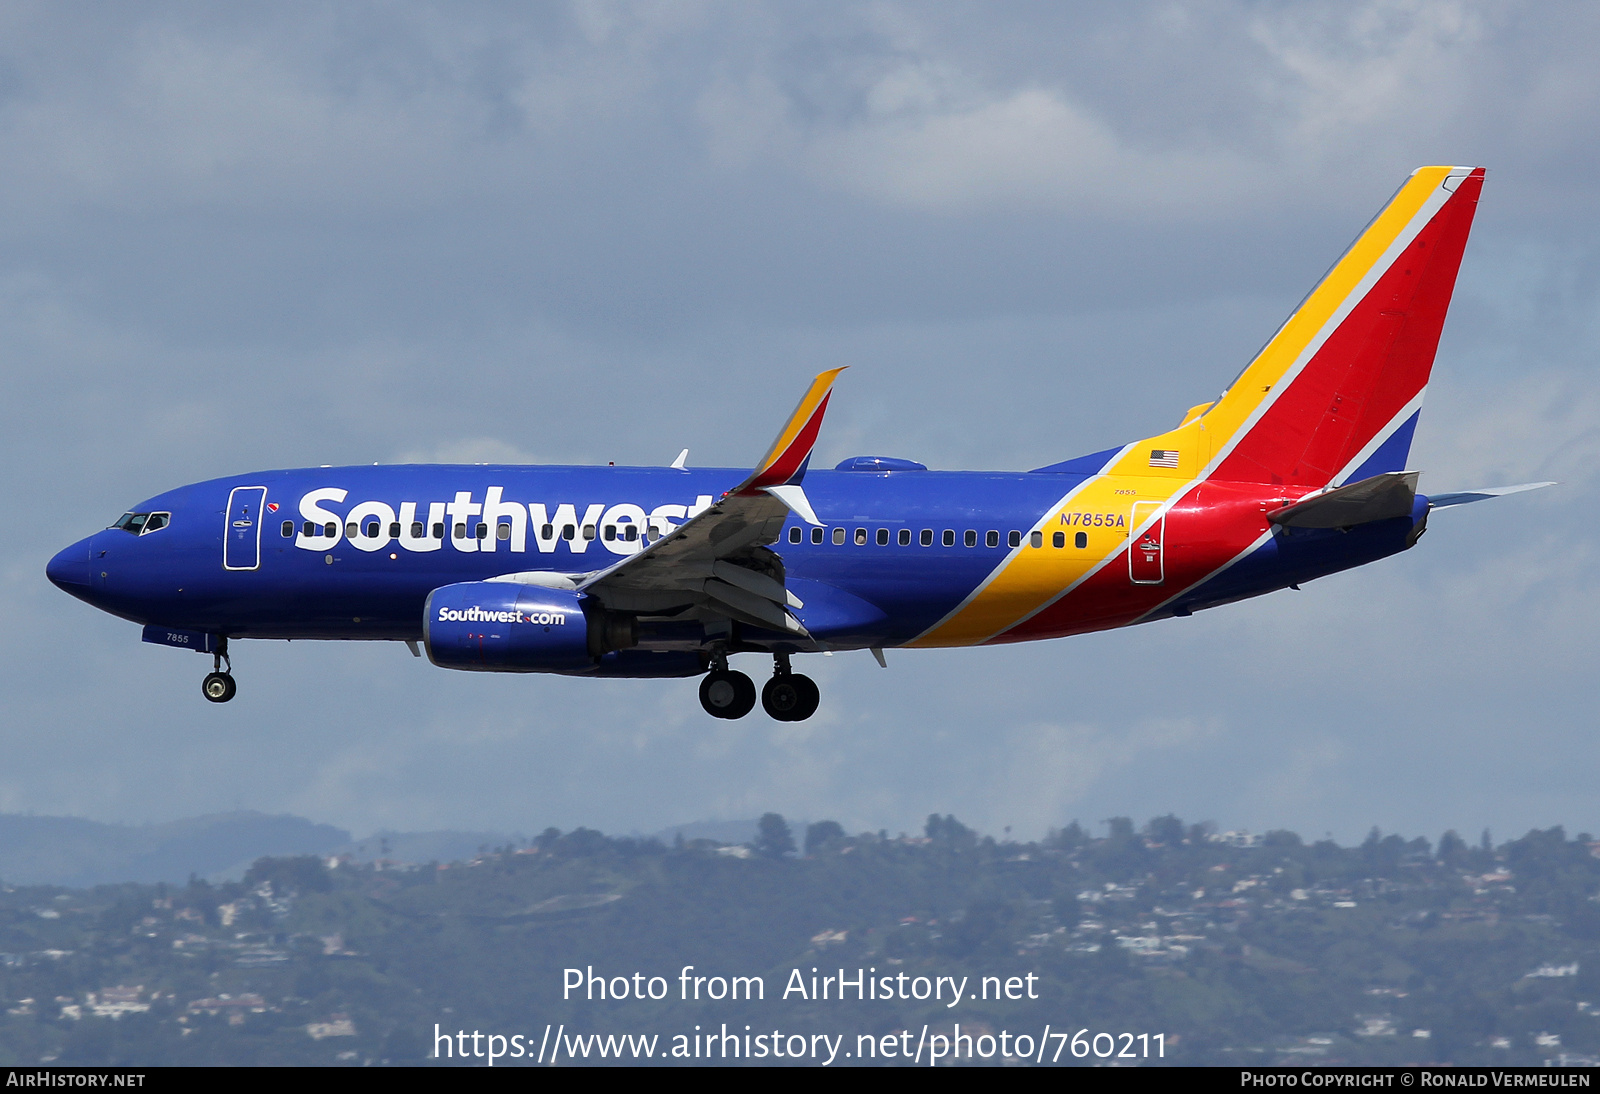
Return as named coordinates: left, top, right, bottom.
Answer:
left=47, top=462, right=1423, bottom=653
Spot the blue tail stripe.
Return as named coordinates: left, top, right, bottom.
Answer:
left=1341, top=409, right=1420, bottom=484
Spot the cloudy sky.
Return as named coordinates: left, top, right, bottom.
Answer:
left=2, top=0, right=1596, bottom=846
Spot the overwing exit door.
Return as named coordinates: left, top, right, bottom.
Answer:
left=224, top=486, right=268, bottom=571
left=1129, top=501, right=1165, bottom=585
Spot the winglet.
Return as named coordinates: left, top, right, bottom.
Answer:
left=736, top=368, right=846, bottom=495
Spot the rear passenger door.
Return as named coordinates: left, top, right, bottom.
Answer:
left=1129, top=501, right=1165, bottom=585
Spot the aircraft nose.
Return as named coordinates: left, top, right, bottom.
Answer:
left=46, top=539, right=93, bottom=592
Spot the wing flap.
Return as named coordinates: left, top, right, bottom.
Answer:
left=703, top=578, right=806, bottom=635
left=712, top=559, right=803, bottom=609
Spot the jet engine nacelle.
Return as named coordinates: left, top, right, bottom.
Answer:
left=423, top=581, right=634, bottom=672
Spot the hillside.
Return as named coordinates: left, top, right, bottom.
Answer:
left=1, top=816, right=1598, bottom=1066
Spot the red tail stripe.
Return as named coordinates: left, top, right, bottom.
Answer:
left=1212, top=170, right=1483, bottom=487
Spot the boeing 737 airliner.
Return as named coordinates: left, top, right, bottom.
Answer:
left=47, top=166, right=1549, bottom=721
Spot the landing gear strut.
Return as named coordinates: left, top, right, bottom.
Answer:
left=202, top=638, right=236, bottom=704
left=698, top=647, right=755, bottom=719
left=761, top=653, right=819, bottom=722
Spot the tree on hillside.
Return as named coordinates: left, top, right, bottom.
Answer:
left=756, top=813, right=795, bottom=858
left=804, top=821, right=846, bottom=855
left=243, top=855, right=331, bottom=895
left=1144, top=815, right=1185, bottom=846
left=925, top=814, right=975, bottom=846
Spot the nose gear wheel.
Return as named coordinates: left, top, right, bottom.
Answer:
left=202, top=671, right=236, bottom=703
left=201, top=637, right=236, bottom=703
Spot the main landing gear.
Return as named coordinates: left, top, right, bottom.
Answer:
left=698, top=651, right=818, bottom=722
left=699, top=667, right=755, bottom=720
left=201, top=638, right=236, bottom=704
left=761, top=652, right=818, bottom=721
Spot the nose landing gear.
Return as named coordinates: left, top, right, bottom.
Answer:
left=201, top=638, right=236, bottom=704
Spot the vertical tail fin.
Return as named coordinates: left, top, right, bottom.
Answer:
left=1200, top=166, right=1484, bottom=488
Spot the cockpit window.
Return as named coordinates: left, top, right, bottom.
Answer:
left=112, top=511, right=170, bottom=535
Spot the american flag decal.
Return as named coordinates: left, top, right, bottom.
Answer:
left=1148, top=449, right=1180, bottom=468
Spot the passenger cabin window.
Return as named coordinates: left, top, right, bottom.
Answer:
left=789, top=527, right=801, bottom=544
left=281, top=520, right=294, bottom=538
left=854, top=528, right=867, bottom=545
left=541, top=523, right=554, bottom=541
left=833, top=527, right=845, bottom=545
left=325, top=522, right=337, bottom=538
left=898, top=528, right=911, bottom=546
left=561, top=525, right=575, bottom=541
left=411, top=522, right=424, bottom=538
left=582, top=525, right=596, bottom=540
left=432, top=523, right=444, bottom=539
left=876, top=528, right=889, bottom=546
left=303, top=521, right=315, bottom=537
left=346, top=522, right=358, bottom=538
left=1075, top=531, right=1088, bottom=549
left=497, top=524, right=510, bottom=540
left=985, top=530, right=999, bottom=548
left=1008, top=530, right=1021, bottom=548
left=389, top=522, right=401, bottom=538
left=942, top=529, right=955, bottom=547
left=811, top=527, right=823, bottom=544
left=920, top=529, right=933, bottom=546
left=1053, top=531, right=1065, bottom=548
left=454, top=523, right=467, bottom=539
left=965, top=530, right=978, bottom=548
left=475, top=523, right=488, bottom=539
left=625, top=525, right=638, bottom=542
left=1030, top=531, right=1043, bottom=548
left=364, top=521, right=380, bottom=538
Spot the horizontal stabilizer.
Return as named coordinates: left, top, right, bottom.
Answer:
left=1268, top=471, right=1419, bottom=529
left=1429, top=481, right=1556, bottom=509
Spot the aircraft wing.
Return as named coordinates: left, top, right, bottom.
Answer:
left=570, top=369, right=846, bottom=636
